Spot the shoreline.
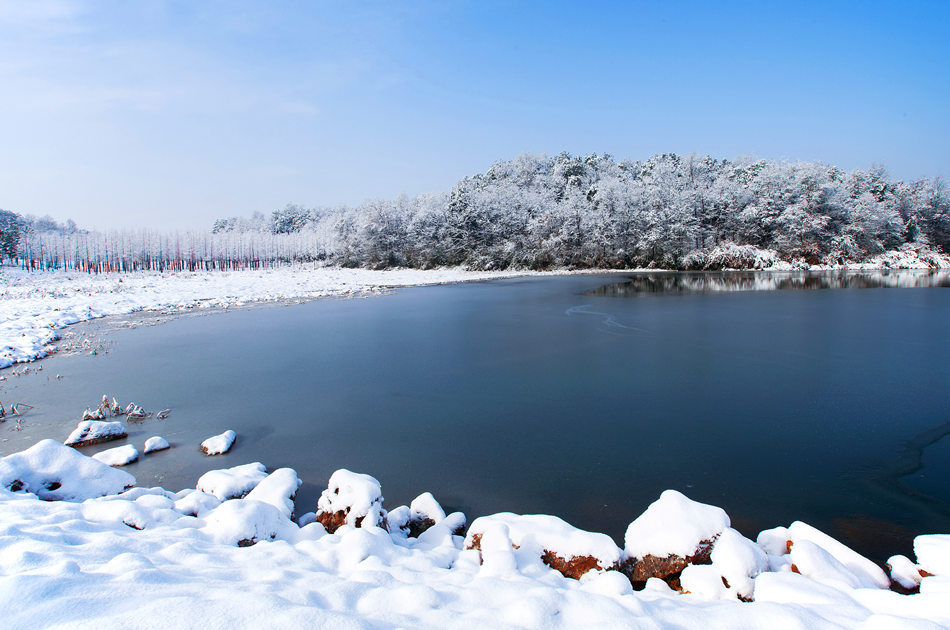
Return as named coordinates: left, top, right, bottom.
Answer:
left=2, top=262, right=949, bottom=371
left=0, top=436, right=948, bottom=628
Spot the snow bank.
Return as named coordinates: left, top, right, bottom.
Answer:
left=0, top=442, right=948, bottom=629
left=0, top=439, right=134, bottom=500
left=92, top=444, right=139, bottom=467
left=63, top=420, right=128, bottom=447
left=200, top=429, right=236, bottom=455
left=914, top=535, right=950, bottom=577
left=315, top=469, right=386, bottom=532
left=196, top=462, right=267, bottom=500
left=0, top=266, right=535, bottom=369
left=143, top=436, right=170, bottom=454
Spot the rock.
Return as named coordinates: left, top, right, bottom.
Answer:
left=315, top=469, right=386, bottom=533
left=64, top=420, right=128, bottom=447
left=465, top=513, right=621, bottom=580
left=620, top=490, right=730, bottom=589
left=887, top=554, right=922, bottom=594
left=196, top=463, right=267, bottom=500
left=143, top=436, right=170, bottom=454
left=407, top=492, right=446, bottom=538
left=244, top=468, right=301, bottom=520
left=92, top=444, right=139, bottom=467
left=200, top=430, right=236, bottom=455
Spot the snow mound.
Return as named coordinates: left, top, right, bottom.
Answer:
left=709, top=526, right=769, bottom=600
left=466, top=513, right=621, bottom=578
left=64, top=420, right=128, bottom=447
left=92, top=444, right=139, bottom=467
left=143, top=436, right=170, bottom=454
left=244, top=468, right=301, bottom=519
left=196, top=463, right=267, bottom=500
left=914, top=534, right=950, bottom=577
left=202, top=498, right=289, bottom=546
left=200, top=430, right=236, bottom=455
left=787, top=521, right=889, bottom=589
left=623, top=489, right=730, bottom=559
left=0, top=439, right=135, bottom=500
left=315, top=469, right=386, bottom=532
left=173, top=488, right=221, bottom=517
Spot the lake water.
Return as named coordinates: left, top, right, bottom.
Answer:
left=2, top=271, right=950, bottom=561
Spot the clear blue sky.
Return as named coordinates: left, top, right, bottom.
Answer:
left=1, top=0, right=948, bottom=229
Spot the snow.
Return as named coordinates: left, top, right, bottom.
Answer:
left=143, top=436, right=170, bottom=454
left=0, top=267, right=535, bottom=369
left=196, top=462, right=267, bottom=500
left=623, top=489, right=730, bottom=559
left=200, top=429, right=236, bottom=455
left=914, top=534, right=950, bottom=577
left=0, top=439, right=134, bottom=500
left=0, top=442, right=948, bottom=628
left=91, top=444, right=139, bottom=467
left=316, top=469, right=386, bottom=528
left=63, top=420, right=128, bottom=446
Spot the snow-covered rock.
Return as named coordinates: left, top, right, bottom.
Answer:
left=244, top=468, right=301, bottom=520
left=196, top=462, right=267, bottom=500
left=92, top=444, right=139, bottom=467
left=709, top=526, right=769, bottom=600
left=143, top=436, right=170, bottom=454
left=64, top=420, right=128, bottom=447
left=887, top=554, right=923, bottom=591
left=787, top=521, right=889, bottom=589
left=621, top=490, right=730, bottom=585
left=466, top=513, right=621, bottom=579
left=914, top=534, right=950, bottom=577
left=0, top=439, right=135, bottom=500
left=315, top=469, right=386, bottom=533
left=202, top=498, right=289, bottom=546
left=172, top=488, right=221, bottom=517
left=200, top=430, right=236, bottom=455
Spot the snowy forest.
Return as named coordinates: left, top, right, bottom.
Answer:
left=2, top=153, right=949, bottom=272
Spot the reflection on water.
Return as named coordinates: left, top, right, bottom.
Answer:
left=586, top=270, right=950, bottom=296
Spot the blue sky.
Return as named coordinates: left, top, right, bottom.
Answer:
left=1, top=0, right=948, bottom=229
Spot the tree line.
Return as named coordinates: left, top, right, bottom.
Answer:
left=2, top=153, right=949, bottom=272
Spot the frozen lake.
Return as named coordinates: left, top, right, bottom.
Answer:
left=2, top=270, right=949, bottom=561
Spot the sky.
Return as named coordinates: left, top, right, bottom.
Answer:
left=1, top=0, right=948, bottom=230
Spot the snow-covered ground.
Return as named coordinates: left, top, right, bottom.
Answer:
left=0, top=440, right=947, bottom=629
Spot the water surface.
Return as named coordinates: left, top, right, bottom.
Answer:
left=2, top=271, right=949, bottom=561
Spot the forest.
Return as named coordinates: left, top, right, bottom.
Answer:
left=2, top=153, right=949, bottom=272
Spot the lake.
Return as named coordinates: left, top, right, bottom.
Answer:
left=2, top=270, right=949, bottom=561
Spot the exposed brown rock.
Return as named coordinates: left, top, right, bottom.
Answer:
left=315, top=509, right=386, bottom=534
left=407, top=517, right=436, bottom=538
left=888, top=580, right=920, bottom=596
left=619, top=538, right=716, bottom=591
left=316, top=509, right=348, bottom=534
left=68, top=432, right=128, bottom=448
left=467, top=533, right=606, bottom=580
left=540, top=550, right=605, bottom=579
